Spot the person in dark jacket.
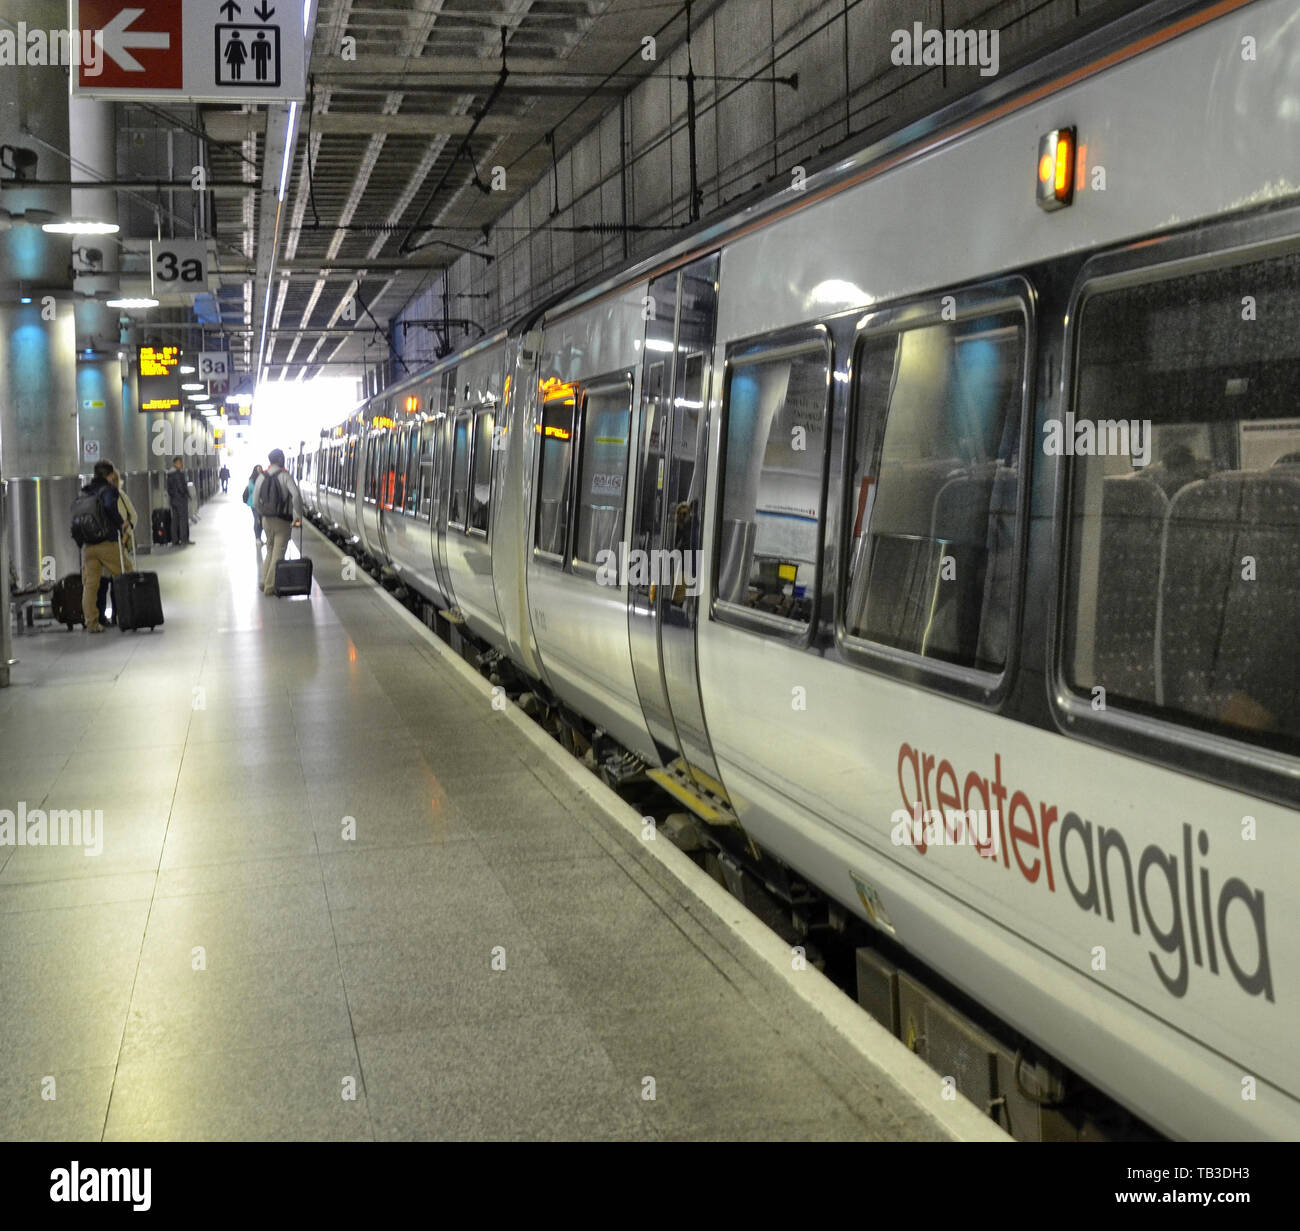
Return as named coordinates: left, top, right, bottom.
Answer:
left=219, top=464, right=230, bottom=493
left=253, top=449, right=303, bottom=595
left=78, top=460, right=130, bottom=634
left=165, top=457, right=192, bottom=545
left=94, top=470, right=137, bottom=627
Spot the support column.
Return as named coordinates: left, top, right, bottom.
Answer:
left=0, top=0, right=78, bottom=600
left=70, top=96, right=125, bottom=498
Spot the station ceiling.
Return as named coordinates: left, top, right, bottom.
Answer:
left=187, top=0, right=714, bottom=383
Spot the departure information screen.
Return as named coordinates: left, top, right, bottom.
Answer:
left=138, top=345, right=182, bottom=412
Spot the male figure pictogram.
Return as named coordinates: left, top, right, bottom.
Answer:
left=251, top=31, right=273, bottom=82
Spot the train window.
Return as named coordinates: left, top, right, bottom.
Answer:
left=572, top=379, right=632, bottom=566
left=844, top=305, right=1026, bottom=674
left=364, top=435, right=377, bottom=503
left=403, top=424, right=420, bottom=515
left=716, top=339, right=830, bottom=629
left=381, top=431, right=396, bottom=509
left=534, top=392, right=576, bottom=558
left=468, top=408, right=494, bottom=534
left=418, top=422, right=437, bottom=521
left=449, top=415, right=470, bottom=528
left=1064, top=250, right=1300, bottom=757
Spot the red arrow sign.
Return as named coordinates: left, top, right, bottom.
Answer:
left=77, top=1, right=183, bottom=90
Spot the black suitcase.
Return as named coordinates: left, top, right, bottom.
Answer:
left=151, top=507, right=171, bottom=545
left=108, top=539, right=163, bottom=632
left=112, top=571, right=164, bottom=631
left=273, top=556, right=313, bottom=597
left=52, top=573, right=84, bottom=629
left=273, top=524, right=313, bottom=596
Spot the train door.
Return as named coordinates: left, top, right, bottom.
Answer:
left=628, top=255, right=731, bottom=806
left=433, top=368, right=458, bottom=608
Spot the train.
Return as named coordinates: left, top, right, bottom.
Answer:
left=295, top=0, right=1300, bottom=1141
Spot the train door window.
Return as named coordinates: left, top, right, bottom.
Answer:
left=382, top=429, right=397, bottom=510
left=418, top=421, right=437, bottom=520
left=1063, top=249, right=1300, bottom=757
left=449, top=415, right=471, bottom=528
left=468, top=407, right=495, bottom=534
left=364, top=435, right=377, bottom=503
left=843, top=299, right=1028, bottom=677
left=572, top=377, right=632, bottom=567
left=534, top=384, right=577, bottom=559
left=379, top=431, right=392, bottom=509
left=715, top=334, right=830, bottom=631
left=403, top=423, right=420, bottom=515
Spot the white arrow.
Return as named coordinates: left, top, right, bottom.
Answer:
left=95, top=7, right=170, bottom=73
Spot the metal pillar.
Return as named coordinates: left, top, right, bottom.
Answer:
left=0, top=0, right=78, bottom=604
left=71, top=96, right=126, bottom=499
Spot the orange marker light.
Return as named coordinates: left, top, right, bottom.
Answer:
left=1036, top=127, right=1076, bottom=212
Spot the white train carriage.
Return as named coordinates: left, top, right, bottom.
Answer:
left=309, top=0, right=1300, bottom=1139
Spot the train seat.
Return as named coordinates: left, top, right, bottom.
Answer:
left=1093, top=476, right=1169, bottom=704
left=1157, top=471, right=1300, bottom=735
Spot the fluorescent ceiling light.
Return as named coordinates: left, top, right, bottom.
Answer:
left=106, top=296, right=158, bottom=309
left=179, top=365, right=196, bottom=374
left=181, top=382, right=205, bottom=390
left=42, top=219, right=120, bottom=235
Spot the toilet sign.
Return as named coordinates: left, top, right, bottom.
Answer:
left=150, top=239, right=209, bottom=295
left=70, top=0, right=306, bottom=102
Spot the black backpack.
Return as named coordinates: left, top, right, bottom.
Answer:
left=70, top=487, right=114, bottom=547
left=257, top=470, right=293, bottom=520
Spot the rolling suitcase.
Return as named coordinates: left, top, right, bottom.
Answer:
left=151, top=507, right=171, bottom=545
left=273, top=523, right=313, bottom=597
left=110, top=538, right=164, bottom=632
left=52, top=573, right=85, bottom=630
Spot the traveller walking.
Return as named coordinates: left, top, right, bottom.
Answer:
left=253, top=450, right=303, bottom=595
left=244, top=464, right=265, bottom=542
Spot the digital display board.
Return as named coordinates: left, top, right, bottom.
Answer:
left=138, top=345, right=182, bottom=412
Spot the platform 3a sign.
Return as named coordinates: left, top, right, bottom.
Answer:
left=150, top=239, right=209, bottom=296
left=70, top=0, right=306, bottom=103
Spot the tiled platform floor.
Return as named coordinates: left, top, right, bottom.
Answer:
left=0, top=490, right=959, bottom=1141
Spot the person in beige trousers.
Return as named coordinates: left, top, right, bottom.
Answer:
left=252, top=448, right=303, bottom=595
left=77, top=461, right=132, bottom=633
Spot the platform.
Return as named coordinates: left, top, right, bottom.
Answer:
left=0, top=493, right=1004, bottom=1142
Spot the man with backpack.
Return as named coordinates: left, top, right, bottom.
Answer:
left=71, top=460, right=130, bottom=634
left=252, top=448, right=302, bottom=595
left=166, top=456, right=192, bottom=545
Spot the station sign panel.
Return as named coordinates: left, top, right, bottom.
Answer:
left=138, top=344, right=182, bottom=413
left=149, top=239, right=209, bottom=296
left=70, top=0, right=307, bottom=102
left=197, top=351, right=231, bottom=381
